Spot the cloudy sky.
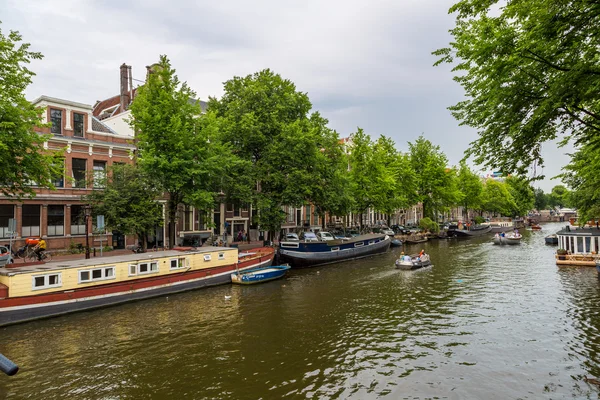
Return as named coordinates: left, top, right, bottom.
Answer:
left=3, top=0, right=571, bottom=191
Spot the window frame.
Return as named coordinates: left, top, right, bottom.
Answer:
left=128, top=261, right=159, bottom=276
left=170, top=257, right=188, bottom=270
left=32, top=273, right=62, bottom=290
left=79, top=266, right=116, bottom=283
left=50, top=109, right=62, bottom=135
left=73, top=112, right=85, bottom=137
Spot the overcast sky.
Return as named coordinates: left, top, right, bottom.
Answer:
left=3, top=0, right=571, bottom=191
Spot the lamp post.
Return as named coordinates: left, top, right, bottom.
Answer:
left=84, top=205, right=92, bottom=259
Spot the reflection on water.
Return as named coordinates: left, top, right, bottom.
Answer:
left=1, top=223, right=600, bottom=399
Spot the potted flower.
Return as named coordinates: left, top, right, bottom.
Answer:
left=557, top=248, right=567, bottom=260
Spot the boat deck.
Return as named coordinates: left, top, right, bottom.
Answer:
left=0, top=246, right=235, bottom=276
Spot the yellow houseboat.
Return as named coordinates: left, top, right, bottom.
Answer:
left=0, top=246, right=274, bottom=326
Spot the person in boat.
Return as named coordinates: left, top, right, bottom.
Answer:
left=500, top=232, right=506, bottom=238
left=33, top=238, right=47, bottom=261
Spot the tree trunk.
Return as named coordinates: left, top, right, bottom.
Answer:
left=167, top=196, right=178, bottom=249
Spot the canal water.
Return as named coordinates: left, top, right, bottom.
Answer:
left=1, top=222, right=600, bottom=399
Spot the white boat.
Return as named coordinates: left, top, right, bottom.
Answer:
left=395, top=253, right=431, bottom=270
left=493, top=233, right=522, bottom=245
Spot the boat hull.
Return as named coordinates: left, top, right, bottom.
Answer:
left=279, top=234, right=390, bottom=268
left=545, top=236, right=558, bottom=245
left=395, top=260, right=431, bottom=270
left=231, top=265, right=290, bottom=285
left=448, top=225, right=493, bottom=237
left=0, top=251, right=274, bottom=327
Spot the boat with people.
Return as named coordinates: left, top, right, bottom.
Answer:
left=555, top=225, right=600, bottom=266
left=493, top=232, right=522, bottom=245
left=0, top=246, right=275, bottom=327
left=231, top=264, right=290, bottom=285
left=545, top=234, right=559, bottom=245
left=395, top=250, right=431, bottom=270
left=278, top=233, right=391, bottom=268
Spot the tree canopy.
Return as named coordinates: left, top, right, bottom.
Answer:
left=0, top=23, right=60, bottom=198
left=434, top=0, right=600, bottom=176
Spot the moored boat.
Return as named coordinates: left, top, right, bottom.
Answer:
left=555, top=226, right=600, bottom=266
left=395, top=253, right=431, bottom=270
left=390, top=239, right=403, bottom=247
left=545, top=234, right=558, bottom=245
left=531, top=224, right=542, bottom=230
left=0, top=246, right=275, bottom=327
left=278, top=233, right=390, bottom=268
left=404, top=236, right=428, bottom=245
left=447, top=224, right=493, bottom=238
left=231, top=264, right=290, bottom=285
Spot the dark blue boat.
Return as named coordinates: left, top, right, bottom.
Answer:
left=278, top=233, right=391, bottom=268
left=231, top=265, right=290, bottom=285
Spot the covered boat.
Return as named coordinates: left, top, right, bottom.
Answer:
left=395, top=253, right=431, bottom=270
left=545, top=234, right=558, bottom=245
left=231, top=264, right=290, bottom=285
left=0, top=246, right=275, bottom=327
left=555, top=226, right=600, bottom=266
left=278, top=233, right=390, bottom=268
left=447, top=224, right=493, bottom=238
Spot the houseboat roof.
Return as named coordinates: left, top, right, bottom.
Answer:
left=0, top=246, right=236, bottom=276
left=556, top=226, right=600, bottom=237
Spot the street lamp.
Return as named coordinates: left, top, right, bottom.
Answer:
left=84, top=205, right=92, bottom=259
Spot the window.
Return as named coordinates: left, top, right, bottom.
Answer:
left=577, top=237, right=584, bottom=253
left=170, top=258, right=187, bottom=270
left=280, top=242, right=299, bottom=248
left=73, top=113, right=85, bottom=137
left=32, top=273, right=62, bottom=290
left=585, top=237, right=591, bottom=253
left=331, top=247, right=340, bottom=252
left=354, top=242, right=364, bottom=248
left=50, top=109, right=62, bottom=135
left=52, top=158, right=65, bottom=188
left=22, top=204, right=40, bottom=237
left=72, top=159, right=87, bottom=188
left=71, top=205, right=85, bottom=235
left=204, top=254, right=212, bottom=261
left=0, top=205, right=14, bottom=239
left=93, top=161, right=106, bottom=188
left=47, top=205, right=64, bottom=236
left=79, top=267, right=115, bottom=283
left=128, top=262, right=159, bottom=276
left=218, top=252, right=225, bottom=260
left=368, top=240, right=375, bottom=245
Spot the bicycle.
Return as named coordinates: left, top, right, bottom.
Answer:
left=27, top=251, right=52, bottom=263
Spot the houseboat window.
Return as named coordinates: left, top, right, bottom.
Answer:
left=150, top=262, right=158, bottom=272
left=80, top=267, right=116, bottom=283
left=571, top=237, right=575, bottom=252
left=577, top=237, right=584, bottom=253
left=178, top=258, right=186, bottom=268
left=218, top=252, right=225, bottom=260
left=129, top=264, right=137, bottom=276
left=354, top=242, right=364, bottom=248
left=32, top=273, right=62, bottom=290
left=170, top=258, right=187, bottom=270
left=280, top=243, right=299, bottom=248
left=585, top=237, right=591, bottom=253
left=331, top=247, right=340, bottom=252
left=139, top=263, right=149, bottom=273
left=204, top=254, right=212, bottom=261
left=368, top=240, right=375, bottom=245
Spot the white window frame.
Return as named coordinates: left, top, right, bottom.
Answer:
left=204, top=254, right=212, bottom=261
left=170, top=257, right=188, bottom=270
left=354, top=242, right=364, bottom=248
left=79, top=266, right=116, bottom=283
left=129, top=261, right=160, bottom=276
left=280, top=242, right=299, bottom=248
left=32, top=273, right=62, bottom=290
left=331, top=247, right=340, bottom=252
left=218, top=252, right=225, bottom=260
left=368, top=240, right=375, bottom=245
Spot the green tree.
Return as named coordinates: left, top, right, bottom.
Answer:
left=456, top=161, right=483, bottom=219
left=0, top=23, right=60, bottom=198
left=347, top=128, right=378, bottom=229
left=534, top=188, right=548, bottom=211
left=562, top=143, right=599, bottom=221
left=481, top=179, right=516, bottom=216
left=506, top=176, right=535, bottom=216
left=547, top=184, right=571, bottom=208
left=408, top=136, right=461, bottom=221
left=434, top=0, right=600, bottom=176
left=86, top=164, right=163, bottom=249
left=208, top=69, right=320, bottom=240
left=130, top=55, right=229, bottom=248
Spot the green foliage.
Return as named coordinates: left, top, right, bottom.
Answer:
left=408, top=136, right=461, bottom=219
left=130, top=55, right=230, bottom=247
left=481, top=179, right=516, bottom=216
left=534, top=188, right=548, bottom=210
left=85, top=164, right=164, bottom=247
left=457, top=160, right=483, bottom=217
left=434, top=0, right=600, bottom=176
left=473, top=216, right=486, bottom=224
left=563, top=145, right=598, bottom=220
left=208, top=69, right=321, bottom=235
left=0, top=23, right=61, bottom=198
left=506, top=176, right=535, bottom=216
left=547, top=184, right=572, bottom=209
left=347, top=128, right=378, bottom=224
left=419, top=217, right=439, bottom=233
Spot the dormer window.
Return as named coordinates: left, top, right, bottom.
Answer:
left=74, top=113, right=85, bottom=137
left=50, top=109, right=62, bottom=135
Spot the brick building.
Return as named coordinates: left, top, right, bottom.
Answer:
left=0, top=96, right=136, bottom=250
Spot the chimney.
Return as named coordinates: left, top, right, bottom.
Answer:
left=120, top=63, right=130, bottom=112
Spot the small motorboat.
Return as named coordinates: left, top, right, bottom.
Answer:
left=531, top=224, right=542, bottom=231
left=395, top=253, right=431, bottom=270
left=493, top=232, right=522, bottom=245
left=545, top=234, right=558, bottom=245
left=231, top=265, right=290, bottom=285
left=390, top=239, right=403, bottom=247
